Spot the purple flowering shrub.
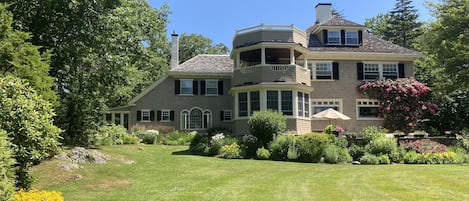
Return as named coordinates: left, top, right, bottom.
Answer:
left=358, top=78, right=438, bottom=133
left=400, top=139, right=447, bottom=153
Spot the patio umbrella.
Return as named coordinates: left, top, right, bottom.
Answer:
left=312, top=108, right=351, bottom=124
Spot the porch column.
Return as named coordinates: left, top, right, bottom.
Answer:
left=236, top=52, right=240, bottom=68
left=261, top=47, right=266, bottom=65
left=290, top=48, right=295, bottom=65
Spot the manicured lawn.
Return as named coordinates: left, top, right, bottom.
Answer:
left=32, top=145, right=469, bottom=201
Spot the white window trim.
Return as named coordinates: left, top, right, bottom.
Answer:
left=362, top=62, right=399, bottom=81
left=180, top=79, right=194, bottom=95
left=356, top=99, right=382, bottom=120
left=141, top=109, right=151, bottom=122
left=235, top=89, right=295, bottom=120
left=308, top=60, right=333, bottom=81
left=311, top=99, right=343, bottom=120
left=345, top=31, right=359, bottom=45
left=222, top=110, right=233, bottom=122
left=327, top=30, right=341, bottom=45
left=180, top=107, right=212, bottom=130
left=161, top=109, right=171, bottom=122
left=296, top=91, right=311, bottom=120
left=205, top=79, right=219, bottom=96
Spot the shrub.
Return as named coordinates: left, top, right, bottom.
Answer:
left=297, top=132, right=330, bottom=163
left=269, top=134, right=295, bottom=161
left=400, top=139, right=447, bottom=153
left=403, top=151, right=421, bottom=164
left=248, top=110, right=286, bottom=146
left=207, top=134, right=238, bottom=156
left=349, top=144, right=366, bottom=161
left=220, top=143, right=244, bottom=159
left=256, top=147, right=271, bottom=160
left=367, top=137, right=397, bottom=156
left=162, top=131, right=195, bottom=145
left=90, top=125, right=130, bottom=146
left=287, top=141, right=300, bottom=161
left=362, top=126, right=386, bottom=144
left=141, top=132, right=158, bottom=144
left=323, top=145, right=352, bottom=164
left=378, top=154, right=391, bottom=164
left=15, top=189, right=64, bottom=201
left=360, top=153, right=380, bottom=165
left=239, top=134, right=259, bottom=158
left=207, top=126, right=231, bottom=136
left=189, top=134, right=211, bottom=155
left=0, top=129, right=15, bottom=201
left=0, top=76, right=61, bottom=189
left=389, top=146, right=406, bottom=163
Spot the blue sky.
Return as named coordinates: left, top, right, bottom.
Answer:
left=148, top=0, right=434, bottom=49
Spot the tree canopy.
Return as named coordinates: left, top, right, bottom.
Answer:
left=365, top=0, right=421, bottom=49
left=178, top=33, right=229, bottom=63
left=3, top=0, right=171, bottom=145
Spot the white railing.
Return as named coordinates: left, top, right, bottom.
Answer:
left=235, top=24, right=305, bottom=37
left=239, top=67, right=256, bottom=73
left=270, top=64, right=292, bottom=72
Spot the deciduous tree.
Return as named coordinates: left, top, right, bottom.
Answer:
left=178, top=33, right=229, bottom=63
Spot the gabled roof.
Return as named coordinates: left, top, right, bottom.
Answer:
left=305, top=15, right=420, bottom=56
left=308, top=31, right=420, bottom=55
left=169, top=54, right=233, bottom=75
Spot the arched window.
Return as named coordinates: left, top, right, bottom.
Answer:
left=181, top=108, right=211, bottom=130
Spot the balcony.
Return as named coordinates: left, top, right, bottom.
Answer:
left=233, top=24, right=307, bottom=48
left=232, top=64, right=310, bottom=87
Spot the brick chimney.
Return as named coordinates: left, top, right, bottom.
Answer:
left=315, top=3, right=332, bottom=24
left=170, top=31, right=179, bottom=69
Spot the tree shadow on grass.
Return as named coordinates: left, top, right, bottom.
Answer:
left=171, top=149, right=193, bottom=155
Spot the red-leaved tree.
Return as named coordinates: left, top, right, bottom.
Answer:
left=358, top=78, right=438, bottom=133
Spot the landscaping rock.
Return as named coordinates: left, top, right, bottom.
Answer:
left=54, top=152, right=71, bottom=161
left=89, top=150, right=111, bottom=164
left=352, top=161, right=361, bottom=165
left=70, top=147, right=89, bottom=163
left=58, top=162, right=82, bottom=172
left=73, top=174, right=83, bottom=181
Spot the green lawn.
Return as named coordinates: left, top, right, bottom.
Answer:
left=32, top=145, right=469, bottom=201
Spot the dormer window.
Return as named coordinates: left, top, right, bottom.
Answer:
left=346, top=31, right=358, bottom=45
left=327, top=31, right=340, bottom=44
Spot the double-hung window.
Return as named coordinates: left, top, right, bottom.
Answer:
left=267, top=91, right=279, bottom=111
left=363, top=63, right=398, bottom=81
left=205, top=80, right=218, bottom=95
left=180, top=79, right=193, bottom=95
left=161, top=110, right=170, bottom=122
left=346, top=31, right=358, bottom=45
left=328, top=31, right=340, bottom=44
left=238, top=92, right=248, bottom=117
left=312, top=99, right=341, bottom=116
left=141, top=110, right=151, bottom=121
left=308, top=61, right=333, bottom=80
left=281, top=91, right=293, bottom=116
left=356, top=99, right=381, bottom=119
left=297, top=92, right=310, bottom=118
left=250, top=91, right=260, bottom=114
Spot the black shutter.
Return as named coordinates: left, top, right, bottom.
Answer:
left=157, top=110, right=161, bottom=121
left=358, top=30, right=363, bottom=45
left=218, top=80, right=224, bottom=95
left=175, top=80, right=180, bottom=94
left=332, top=62, right=339, bottom=80
left=193, top=80, right=198, bottom=95
left=220, top=110, right=225, bottom=121
left=341, top=30, right=345, bottom=45
left=398, top=63, right=405, bottom=78
left=323, top=30, right=328, bottom=44
left=170, top=111, right=174, bottom=121
left=200, top=80, right=206, bottom=95
left=357, top=62, right=364, bottom=80
left=137, top=110, right=141, bottom=121
left=150, top=110, right=155, bottom=121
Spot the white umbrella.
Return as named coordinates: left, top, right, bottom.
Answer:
left=312, top=108, right=351, bottom=121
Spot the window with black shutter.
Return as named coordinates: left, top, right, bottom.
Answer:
left=333, top=62, right=339, bottom=80
left=323, top=30, right=328, bottom=44
left=200, top=80, right=206, bottom=95
left=357, top=62, right=364, bottom=80
left=398, top=63, right=405, bottom=78
left=218, top=80, right=224, bottom=95
left=358, top=30, right=363, bottom=45
left=137, top=110, right=142, bottom=121
left=157, top=110, right=162, bottom=121
left=174, top=80, right=180, bottom=94
left=340, top=30, right=346, bottom=45
left=150, top=110, right=155, bottom=121
left=193, top=80, right=198, bottom=95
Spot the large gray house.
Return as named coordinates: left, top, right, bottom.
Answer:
left=107, top=3, right=420, bottom=135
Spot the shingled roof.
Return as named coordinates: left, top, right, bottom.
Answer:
left=170, top=54, right=233, bottom=74
left=305, top=15, right=420, bottom=55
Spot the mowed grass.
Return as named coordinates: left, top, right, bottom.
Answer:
left=32, top=145, right=469, bottom=201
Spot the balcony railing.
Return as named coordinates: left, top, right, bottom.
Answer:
left=237, top=64, right=304, bottom=74
left=235, top=24, right=306, bottom=38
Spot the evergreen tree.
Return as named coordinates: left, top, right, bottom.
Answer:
left=384, top=0, right=422, bottom=49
